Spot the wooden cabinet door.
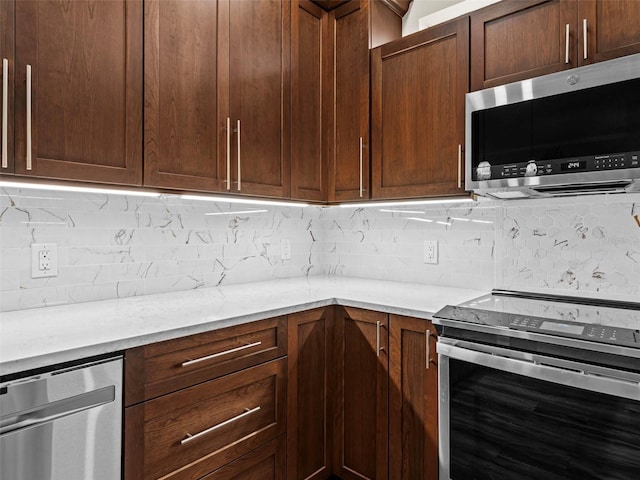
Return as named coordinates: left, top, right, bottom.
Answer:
left=334, top=307, right=388, bottom=480
left=470, top=0, right=577, bottom=91
left=578, top=0, right=640, bottom=66
left=201, top=435, right=287, bottom=480
left=144, top=0, right=225, bottom=192
left=328, top=1, right=370, bottom=202
left=288, top=308, right=335, bottom=480
left=223, top=0, right=291, bottom=198
left=371, top=17, right=469, bottom=199
left=389, top=315, right=438, bottom=480
left=13, top=0, right=142, bottom=185
left=0, top=0, right=14, bottom=175
left=291, top=0, right=328, bottom=202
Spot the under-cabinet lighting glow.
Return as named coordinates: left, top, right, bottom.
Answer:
left=436, top=221, right=453, bottom=226
left=407, top=217, right=434, bottom=223
left=205, top=209, right=269, bottom=216
left=451, top=217, right=471, bottom=222
left=471, top=219, right=494, bottom=224
left=379, top=209, right=428, bottom=214
left=182, top=194, right=309, bottom=208
left=339, top=198, right=474, bottom=208
left=0, top=181, right=162, bottom=197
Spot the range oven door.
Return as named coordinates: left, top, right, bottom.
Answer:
left=438, top=339, right=640, bottom=480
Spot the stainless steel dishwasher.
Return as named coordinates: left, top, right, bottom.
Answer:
left=0, top=356, right=123, bottom=480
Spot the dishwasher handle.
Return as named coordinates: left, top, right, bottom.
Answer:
left=0, top=385, right=115, bottom=436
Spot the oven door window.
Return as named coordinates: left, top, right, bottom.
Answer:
left=449, top=359, right=640, bottom=480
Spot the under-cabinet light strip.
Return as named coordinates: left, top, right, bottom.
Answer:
left=339, top=198, right=475, bottom=208
left=181, top=194, right=309, bottom=208
left=0, top=180, right=162, bottom=197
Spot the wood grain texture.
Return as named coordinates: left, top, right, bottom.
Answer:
left=288, top=308, right=334, bottom=480
left=389, top=315, right=438, bottom=480
left=333, top=307, right=388, bottom=480
left=291, top=0, right=328, bottom=202
left=579, top=0, right=640, bottom=65
left=13, top=0, right=142, bottom=185
left=125, top=316, right=287, bottom=404
left=0, top=0, right=14, bottom=174
left=201, top=435, right=287, bottom=480
left=144, top=0, right=224, bottom=192
left=470, top=0, right=577, bottom=91
left=129, top=357, right=287, bottom=480
left=311, top=0, right=350, bottom=11
left=370, top=0, right=403, bottom=49
left=228, top=0, right=291, bottom=198
left=371, top=17, right=469, bottom=199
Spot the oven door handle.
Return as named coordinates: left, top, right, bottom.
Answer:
left=437, top=340, right=640, bottom=401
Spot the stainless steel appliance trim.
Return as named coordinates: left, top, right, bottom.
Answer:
left=432, top=317, right=640, bottom=359
left=180, top=406, right=261, bottom=445
left=180, top=341, right=262, bottom=367
left=2, top=58, right=7, bottom=168
left=26, top=65, right=32, bottom=171
left=0, top=386, right=115, bottom=436
left=438, top=351, right=451, bottom=480
left=464, top=53, right=640, bottom=193
left=437, top=338, right=640, bottom=400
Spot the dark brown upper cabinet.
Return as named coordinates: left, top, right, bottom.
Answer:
left=291, top=0, right=329, bottom=202
left=371, top=17, right=469, bottom=199
left=11, top=0, right=143, bottom=185
left=0, top=1, right=15, bottom=175
left=144, top=0, right=225, bottom=192
left=223, top=0, right=292, bottom=198
left=327, top=0, right=402, bottom=203
left=471, top=0, right=640, bottom=91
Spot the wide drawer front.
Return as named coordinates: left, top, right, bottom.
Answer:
left=125, top=316, right=287, bottom=404
left=130, top=357, right=287, bottom=480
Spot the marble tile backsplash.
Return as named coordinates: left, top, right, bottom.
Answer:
left=2, top=185, right=639, bottom=312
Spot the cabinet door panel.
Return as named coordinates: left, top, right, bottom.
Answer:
left=579, top=0, right=640, bottom=65
left=470, top=0, right=577, bottom=91
left=144, top=0, right=224, bottom=191
left=14, top=0, right=142, bottom=185
left=371, top=18, right=468, bottom=199
left=389, top=315, right=438, bottom=480
left=334, top=307, right=388, bottom=480
left=0, top=0, right=14, bottom=174
left=228, top=0, right=290, bottom=198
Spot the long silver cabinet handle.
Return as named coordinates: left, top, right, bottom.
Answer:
left=426, top=329, right=431, bottom=369
left=359, top=136, right=364, bottom=198
left=181, top=341, right=262, bottom=367
left=181, top=406, right=261, bottom=445
left=457, top=144, right=462, bottom=189
left=376, top=321, right=381, bottom=357
left=236, top=119, right=241, bottom=191
left=26, top=65, right=32, bottom=170
left=226, top=117, right=231, bottom=190
left=565, top=24, right=570, bottom=64
left=583, top=19, right=588, bottom=60
left=2, top=58, right=7, bottom=168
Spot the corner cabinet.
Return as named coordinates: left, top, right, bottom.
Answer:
left=371, top=17, right=469, bottom=199
left=470, top=0, right=640, bottom=91
left=8, top=0, right=143, bottom=185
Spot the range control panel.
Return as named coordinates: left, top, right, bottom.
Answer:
left=508, top=315, right=639, bottom=347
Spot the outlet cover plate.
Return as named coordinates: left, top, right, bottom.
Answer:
left=423, top=240, right=438, bottom=264
left=281, top=239, right=292, bottom=261
left=31, top=243, right=58, bottom=278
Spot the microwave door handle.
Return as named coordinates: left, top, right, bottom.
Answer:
left=437, top=342, right=640, bottom=401
left=0, top=386, right=115, bottom=436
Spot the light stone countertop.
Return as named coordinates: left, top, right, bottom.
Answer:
left=0, top=277, right=488, bottom=376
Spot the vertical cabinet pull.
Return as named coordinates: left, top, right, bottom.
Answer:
left=359, top=137, right=364, bottom=198
left=583, top=19, right=588, bottom=60
left=565, top=24, right=570, bottom=64
left=236, top=120, right=241, bottom=191
left=26, top=65, right=32, bottom=171
left=226, top=117, right=231, bottom=191
left=425, top=329, right=431, bottom=369
left=457, top=144, right=462, bottom=189
left=2, top=58, right=7, bottom=168
left=376, top=321, right=381, bottom=357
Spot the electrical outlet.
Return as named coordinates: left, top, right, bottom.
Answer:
left=31, top=243, right=58, bottom=278
left=281, top=239, right=292, bottom=261
left=423, top=240, right=438, bottom=264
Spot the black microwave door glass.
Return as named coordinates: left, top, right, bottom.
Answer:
left=449, top=359, right=640, bottom=480
left=471, top=78, right=640, bottom=179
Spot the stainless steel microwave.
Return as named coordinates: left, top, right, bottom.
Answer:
left=465, top=53, right=640, bottom=199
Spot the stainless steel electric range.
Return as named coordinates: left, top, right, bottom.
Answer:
left=432, top=289, right=640, bottom=480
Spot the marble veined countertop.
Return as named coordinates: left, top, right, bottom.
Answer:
left=0, top=277, right=488, bottom=376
